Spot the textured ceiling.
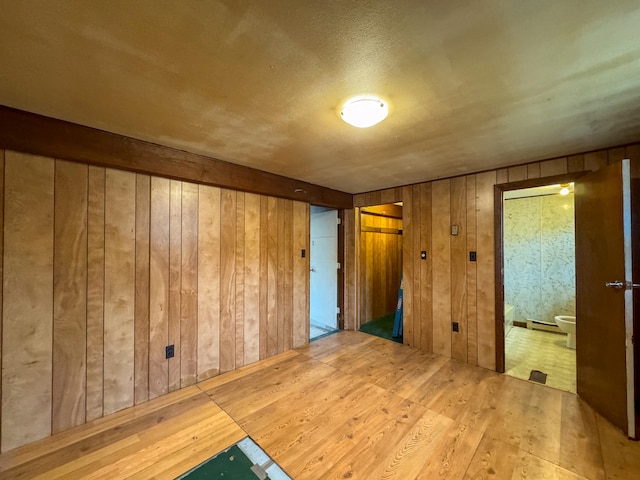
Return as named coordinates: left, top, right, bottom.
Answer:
left=1, top=1, right=640, bottom=194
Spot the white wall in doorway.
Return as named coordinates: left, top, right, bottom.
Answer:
left=310, top=207, right=338, bottom=330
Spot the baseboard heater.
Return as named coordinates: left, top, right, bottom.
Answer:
left=526, top=318, right=561, bottom=333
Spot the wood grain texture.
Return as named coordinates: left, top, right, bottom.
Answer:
left=266, top=197, right=278, bottom=357
left=86, top=166, right=106, bottom=421
left=283, top=200, right=294, bottom=352
left=0, top=106, right=353, bottom=209
left=402, top=186, right=414, bottom=347
left=496, top=168, right=509, bottom=184
left=508, top=165, right=527, bottom=182
left=540, top=157, right=568, bottom=177
left=197, top=185, right=221, bottom=381
left=0, top=150, right=3, bottom=447
left=180, top=182, right=198, bottom=387
left=276, top=199, right=286, bottom=353
left=244, top=193, right=261, bottom=362
left=149, top=177, right=170, bottom=399
left=4, top=332, right=639, bottom=479
left=52, top=160, right=88, bottom=434
left=292, top=201, right=309, bottom=347
left=219, top=189, right=237, bottom=373
left=411, top=185, right=422, bottom=350
left=450, top=176, right=467, bottom=363
left=607, top=146, right=626, bottom=165
left=475, top=171, right=497, bottom=370
left=342, top=208, right=358, bottom=331
left=168, top=180, right=182, bottom=392
left=527, top=163, right=541, bottom=179
left=419, top=183, right=432, bottom=352
left=466, top=174, right=478, bottom=366
left=259, top=196, right=269, bottom=356
left=584, top=150, right=608, bottom=172
left=2, top=152, right=54, bottom=452
left=235, top=192, right=245, bottom=368
left=103, top=169, right=136, bottom=416
left=568, top=154, right=585, bottom=173
left=134, top=174, right=151, bottom=404
left=431, top=179, right=452, bottom=357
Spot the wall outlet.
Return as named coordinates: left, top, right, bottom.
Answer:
left=166, top=345, right=175, bottom=359
left=452, top=322, right=459, bottom=332
left=301, top=249, right=306, bottom=258
left=469, top=251, right=477, bottom=262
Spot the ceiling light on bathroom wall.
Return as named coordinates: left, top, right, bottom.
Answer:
left=341, top=96, right=388, bottom=128
left=559, top=183, right=570, bottom=196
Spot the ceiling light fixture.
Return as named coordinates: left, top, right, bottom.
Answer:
left=341, top=96, right=388, bottom=128
left=559, top=183, right=570, bottom=196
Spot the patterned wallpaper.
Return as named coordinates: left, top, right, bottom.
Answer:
left=504, top=193, right=575, bottom=323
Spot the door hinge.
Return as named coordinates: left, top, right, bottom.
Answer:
left=336, top=306, right=341, bottom=314
left=337, top=262, right=341, bottom=269
left=337, top=218, right=342, bottom=225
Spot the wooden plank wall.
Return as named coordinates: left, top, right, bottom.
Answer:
left=0, top=150, right=310, bottom=453
left=358, top=213, right=403, bottom=325
left=353, top=143, right=640, bottom=371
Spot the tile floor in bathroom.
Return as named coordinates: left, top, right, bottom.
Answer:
left=505, top=325, right=576, bottom=393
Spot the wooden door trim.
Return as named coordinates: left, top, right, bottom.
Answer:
left=0, top=105, right=353, bottom=209
left=494, top=172, right=588, bottom=373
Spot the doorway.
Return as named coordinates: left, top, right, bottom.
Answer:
left=309, top=206, right=339, bottom=340
left=502, top=183, right=576, bottom=392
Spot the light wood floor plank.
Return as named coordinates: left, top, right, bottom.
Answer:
left=1, top=331, right=639, bottom=480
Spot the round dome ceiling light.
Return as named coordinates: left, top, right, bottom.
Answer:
left=341, top=96, right=388, bottom=128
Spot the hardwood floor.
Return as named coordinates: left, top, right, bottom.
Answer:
left=1, top=331, right=639, bottom=479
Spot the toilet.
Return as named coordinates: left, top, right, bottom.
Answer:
left=554, top=315, right=576, bottom=349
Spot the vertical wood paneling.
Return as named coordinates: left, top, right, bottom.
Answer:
left=466, top=175, right=478, bottom=366
left=402, top=186, right=414, bottom=347
left=496, top=168, right=509, bottom=184
left=343, top=208, right=358, bottom=331
left=476, top=171, right=497, bottom=370
left=526, top=163, right=541, bottom=179
left=168, top=181, right=182, bottom=392
left=276, top=199, right=286, bottom=353
left=86, top=166, right=105, bottom=421
left=103, top=169, right=136, bottom=416
left=292, top=201, right=309, bottom=347
left=419, top=183, right=432, bottom=352
left=508, top=165, right=527, bottom=182
left=134, top=174, right=150, bottom=404
left=220, top=189, right=237, bottom=373
left=608, top=146, right=626, bottom=165
left=244, top=193, right=261, bottom=362
left=2, top=152, right=54, bottom=452
left=568, top=154, right=585, bottom=172
left=197, top=185, right=220, bottom=381
left=259, top=196, right=269, bottom=358
left=235, top=193, right=245, bottom=368
left=149, top=177, right=170, bottom=399
left=283, top=200, right=294, bottom=351
left=450, top=177, right=467, bottom=363
left=411, top=185, right=422, bottom=349
left=584, top=150, right=608, bottom=171
left=431, top=179, right=452, bottom=357
left=52, top=160, right=88, bottom=433
left=540, top=157, right=568, bottom=177
left=266, top=197, right=278, bottom=357
left=180, top=182, right=198, bottom=387
left=0, top=150, right=3, bottom=446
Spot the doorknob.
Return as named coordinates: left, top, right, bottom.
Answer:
left=605, top=280, right=640, bottom=289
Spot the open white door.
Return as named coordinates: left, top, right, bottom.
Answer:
left=310, top=208, right=338, bottom=333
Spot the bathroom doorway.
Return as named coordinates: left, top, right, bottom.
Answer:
left=501, top=182, right=577, bottom=392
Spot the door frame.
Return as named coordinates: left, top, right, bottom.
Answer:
left=494, top=172, right=588, bottom=372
